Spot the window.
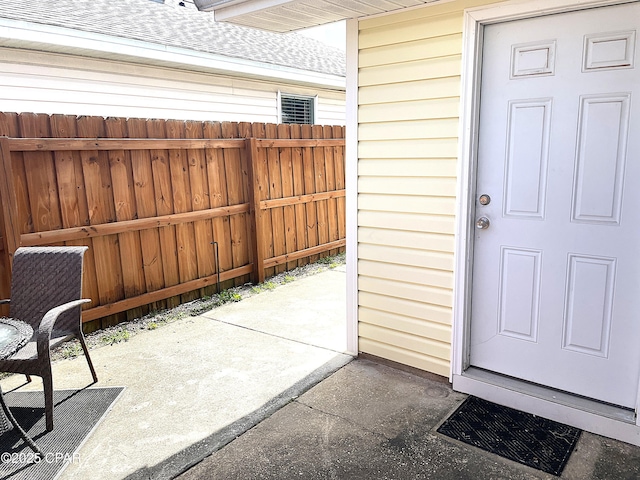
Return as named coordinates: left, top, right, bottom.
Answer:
left=279, top=93, right=315, bottom=124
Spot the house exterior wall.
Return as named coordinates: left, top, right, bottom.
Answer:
left=0, top=48, right=345, bottom=125
left=356, top=0, right=494, bottom=376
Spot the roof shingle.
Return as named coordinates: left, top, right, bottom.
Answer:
left=0, top=0, right=346, bottom=77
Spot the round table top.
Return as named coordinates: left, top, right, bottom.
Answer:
left=0, top=318, right=33, bottom=360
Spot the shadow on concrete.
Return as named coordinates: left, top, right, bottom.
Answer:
left=124, top=354, right=353, bottom=480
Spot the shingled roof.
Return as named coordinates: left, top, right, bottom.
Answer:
left=0, top=0, right=345, bottom=77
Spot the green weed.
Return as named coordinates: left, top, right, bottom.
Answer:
left=101, top=328, right=130, bottom=346
left=187, top=289, right=242, bottom=316
left=251, top=281, right=276, bottom=293
left=218, top=290, right=241, bottom=304
left=60, top=342, right=83, bottom=359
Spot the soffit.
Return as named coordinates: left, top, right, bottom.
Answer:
left=195, top=0, right=445, bottom=32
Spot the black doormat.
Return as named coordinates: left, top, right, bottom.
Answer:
left=0, top=386, right=124, bottom=480
left=437, top=396, right=581, bottom=476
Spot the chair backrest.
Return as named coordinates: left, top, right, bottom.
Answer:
left=9, top=246, right=88, bottom=336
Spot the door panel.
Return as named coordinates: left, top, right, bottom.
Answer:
left=562, top=254, right=615, bottom=357
left=497, top=247, right=542, bottom=342
left=504, top=99, right=552, bottom=218
left=572, top=94, right=630, bottom=224
left=470, top=2, right=640, bottom=408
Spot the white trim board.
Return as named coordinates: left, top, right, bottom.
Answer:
left=452, top=0, right=640, bottom=445
left=345, top=18, right=359, bottom=356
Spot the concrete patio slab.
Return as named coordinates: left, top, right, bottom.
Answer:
left=0, top=266, right=350, bottom=479
left=201, top=266, right=347, bottom=352
left=178, top=359, right=640, bottom=480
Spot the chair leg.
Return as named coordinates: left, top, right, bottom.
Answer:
left=25, top=375, right=32, bottom=383
left=42, top=368, right=54, bottom=432
left=78, top=335, right=98, bottom=383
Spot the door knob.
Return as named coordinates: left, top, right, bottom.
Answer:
left=476, top=217, right=490, bottom=230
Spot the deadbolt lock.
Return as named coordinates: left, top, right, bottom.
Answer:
left=479, top=194, right=491, bottom=206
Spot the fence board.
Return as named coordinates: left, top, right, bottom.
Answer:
left=185, top=120, right=216, bottom=297
left=166, top=119, right=199, bottom=303
left=221, top=122, right=243, bottom=285
left=246, top=138, right=265, bottom=284
left=260, top=191, right=345, bottom=209
left=49, top=115, right=90, bottom=229
left=0, top=114, right=345, bottom=326
left=9, top=138, right=246, bottom=151
left=147, top=119, right=181, bottom=309
left=249, top=122, right=274, bottom=280
left=0, top=138, right=18, bottom=317
left=324, top=125, right=339, bottom=257
left=312, top=125, right=330, bottom=261
left=0, top=114, right=32, bottom=236
left=0, top=139, right=20, bottom=256
left=0, top=207, right=9, bottom=315
left=301, top=124, right=319, bottom=263
left=19, top=114, right=62, bottom=235
left=127, top=117, right=166, bottom=312
left=289, top=124, right=308, bottom=267
left=83, top=264, right=253, bottom=323
left=20, top=206, right=249, bottom=245
left=77, top=116, right=124, bottom=327
left=224, top=122, right=251, bottom=284
left=238, top=121, right=255, bottom=286
left=264, top=239, right=346, bottom=268
left=49, top=115, right=100, bottom=311
left=254, top=139, right=344, bottom=148
left=105, top=117, right=146, bottom=320
left=333, top=125, right=346, bottom=252
left=277, top=123, right=298, bottom=271
left=266, top=123, right=286, bottom=275
left=203, top=121, right=233, bottom=288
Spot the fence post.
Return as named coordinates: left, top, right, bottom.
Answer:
left=0, top=138, right=21, bottom=266
left=245, top=138, right=265, bottom=284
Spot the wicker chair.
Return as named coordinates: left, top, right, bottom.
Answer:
left=0, top=246, right=97, bottom=431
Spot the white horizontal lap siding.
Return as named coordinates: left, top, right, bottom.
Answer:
left=316, top=97, right=346, bottom=126
left=357, top=2, right=488, bottom=376
left=0, top=48, right=345, bottom=124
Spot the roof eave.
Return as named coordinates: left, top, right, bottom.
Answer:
left=0, top=18, right=346, bottom=90
left=195, top=0, right=291, bottom=15
left=196, top=0, right=450, bottom=32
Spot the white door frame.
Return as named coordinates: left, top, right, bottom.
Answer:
left=345, top=18, right=359, bottom=356
left=452, top=0, right=640, bottom=446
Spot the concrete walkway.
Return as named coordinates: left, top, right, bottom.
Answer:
left=1, top=266, right=351, bottom=479
left=3, top=263, right=640, bottom=479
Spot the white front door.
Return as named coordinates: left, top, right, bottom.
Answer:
left=470, top=2, right=640, bottom=409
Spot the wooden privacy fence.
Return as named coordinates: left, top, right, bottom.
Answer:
left=0, top=113, right=345, bottom=329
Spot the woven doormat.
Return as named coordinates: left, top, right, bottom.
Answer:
left=0, top=387, right=124, bottom=480
left=437, top=396, right=581, bottom=476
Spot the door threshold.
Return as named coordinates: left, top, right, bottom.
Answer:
left=462, top=367, right=635, bottom=423
left=453, top=368, right=640, bottom=446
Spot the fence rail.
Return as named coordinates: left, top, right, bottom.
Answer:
left=0, top=113, right=345, bottom=329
